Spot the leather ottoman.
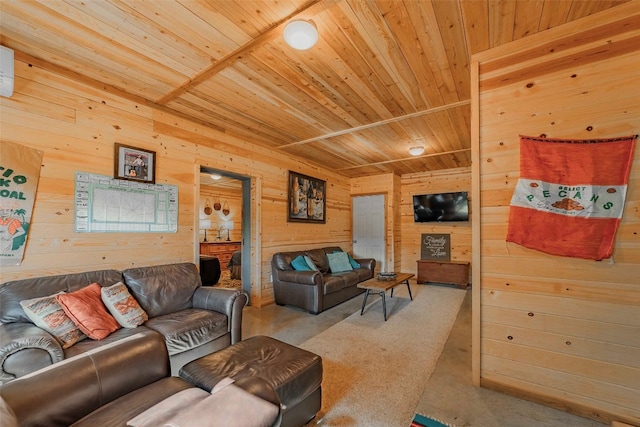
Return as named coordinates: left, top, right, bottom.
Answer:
left=179, top=335, right=322, bottom=427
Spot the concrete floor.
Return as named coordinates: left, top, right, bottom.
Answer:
left=242, top=286, right=604, bottom=427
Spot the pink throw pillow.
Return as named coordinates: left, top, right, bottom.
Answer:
left=56, top=283, right=121, bottom=340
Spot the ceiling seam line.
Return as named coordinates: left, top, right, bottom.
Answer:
left=278, top=99, right=471, bottom=148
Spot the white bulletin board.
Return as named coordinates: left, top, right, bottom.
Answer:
left=75, top=172, right=178, bottom=233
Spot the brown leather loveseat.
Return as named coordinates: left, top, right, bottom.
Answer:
left=0, top=262, right=247, bottom=383
left=271, top=246, right=376, bottom=314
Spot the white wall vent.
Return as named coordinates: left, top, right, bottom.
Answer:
left=0, top=46, right=15, bottom=98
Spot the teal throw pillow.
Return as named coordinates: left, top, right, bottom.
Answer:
left=327, top=252, right=353, bottom=273
left=347, top=253, right=360, bottom=268
left=304, top=255, right=319, bottom=271
left=291, top=255, right=311, bottom=271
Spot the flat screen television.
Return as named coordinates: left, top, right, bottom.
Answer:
left=413, top=191, right=469, bottom=222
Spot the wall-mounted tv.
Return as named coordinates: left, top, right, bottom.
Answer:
left=413, top=191, right=469, bottom=222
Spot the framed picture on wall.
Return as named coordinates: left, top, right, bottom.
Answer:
left=287, top=171, right=326, bottom=223
left=114, top=143, right=156, bottom=184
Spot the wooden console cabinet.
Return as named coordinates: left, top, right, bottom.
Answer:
left=416, top=260, right=469, bottom=289
left=200, top=241, right=241, bottom=267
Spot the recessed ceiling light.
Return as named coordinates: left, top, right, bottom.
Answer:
left=210, top=174, right=222, bottom=180
left=409, top=146, right=425, bottom=156
left=283, top=20, right=318, bottom=50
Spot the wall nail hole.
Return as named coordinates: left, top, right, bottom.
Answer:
left=571, top=74, right=577, bottom=78
left=540, top=134, right=547, bottom=138
left=565, top=341, right=572, bottom=345
left=586, top=126, right=593, bottom=131
left=487, top=158, right=493, bottom=163
left=528, top=312, right=534, bottom=317
left=526, top=82, right=534, bottom=88
left=507, top=336, right=513, bottom=340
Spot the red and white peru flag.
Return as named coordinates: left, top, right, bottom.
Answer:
left=506, top=135, right=637, bottom=261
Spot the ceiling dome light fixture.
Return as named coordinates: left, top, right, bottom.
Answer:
left=409, top=146, right=425, bottom=156
left=210, top=174, right=222, bottom=180
left=283, top=20, right=318, bottom=50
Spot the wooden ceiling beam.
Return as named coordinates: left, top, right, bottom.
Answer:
left=337, top=148, right=471, bottom=171
left=156, top=0, right=326, bottom=105
left=278, top=99, right=471, bottom=148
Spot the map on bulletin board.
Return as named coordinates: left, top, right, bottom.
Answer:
left=75, top=172, right=178, bottom=233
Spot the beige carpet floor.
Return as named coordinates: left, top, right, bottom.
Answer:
left=213, top=270, right=242, bottom=289
left=299, top=284, right=466, bottom=427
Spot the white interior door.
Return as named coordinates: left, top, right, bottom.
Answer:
left=352, top=195, right=385, bottom=272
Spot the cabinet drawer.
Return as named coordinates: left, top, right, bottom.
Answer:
left=199, top=242, right=241, bottom=268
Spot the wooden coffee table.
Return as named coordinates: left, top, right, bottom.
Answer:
left=357, top=273, right=414, bottom=321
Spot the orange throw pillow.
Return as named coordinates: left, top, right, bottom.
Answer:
left=56, top=283, right=121, bottom=340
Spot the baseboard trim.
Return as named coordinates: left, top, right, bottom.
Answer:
left=480, top=378, right=637, bottom=426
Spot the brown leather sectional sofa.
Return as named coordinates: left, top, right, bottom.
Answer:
left=0, top=262, right=247, bottom=383
left=271, top=246, right=376, bottom=314
left=0, top=330, right=281, bottom=427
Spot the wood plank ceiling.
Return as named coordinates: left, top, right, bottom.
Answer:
left=0, top=0, right=630, bottom=178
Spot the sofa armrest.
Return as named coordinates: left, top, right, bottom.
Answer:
left=354, top=258, right=376, bottom=273
left=192, top=288, right=248, bottom=344
left=275, top=270, right=323, bottom=286
left=0, top=323, right=63, bottom=383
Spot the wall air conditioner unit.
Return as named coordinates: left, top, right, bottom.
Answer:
left=0, top=45, right=15, bottom=98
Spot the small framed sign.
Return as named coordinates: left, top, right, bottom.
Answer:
left=421, top=233, right=451, bottom=261
left=114, top=143, right=156, bottom=184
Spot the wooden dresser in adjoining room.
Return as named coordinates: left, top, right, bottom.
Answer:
left=200, top=241, right=241, bottom=268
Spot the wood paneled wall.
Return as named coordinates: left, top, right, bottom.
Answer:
left=0, top=56, right=353, bottom=307
left=471, top=3, right=640, bottom=424
left=401, top=168, right=472, bottom=274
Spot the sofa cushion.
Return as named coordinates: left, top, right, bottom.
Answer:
left=306, top=248, right=330, bottom=273
left=63, top=326, right=155, bottom=358
left=123, top=263, right=201, bottom=318
left=71, top=377, right=195, bottom=427
left=101, top=282, right=148, bottom=328
left=1, top=269, right=123, bottom=324
left=326, top=252, right=353, bottom=273
left=166, top=381, right=279, bottom=427
left=56, top=283, right=121, bottom=340
left=323, top=275, right=346, bottom=294
left=337, top=270, right=361, bottom=287
left=354, top=266, right=374, bottom=281
left=19, top=292, right=87, bottom=349
left=127, top=387, right=210, bottom=427
left=144, top=309, right=228, bottom=356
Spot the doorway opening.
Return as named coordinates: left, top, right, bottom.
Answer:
left=199, top=166, right=252, bottom=303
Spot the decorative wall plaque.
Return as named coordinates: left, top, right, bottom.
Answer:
left=420, top=233, right=451, bottom=261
